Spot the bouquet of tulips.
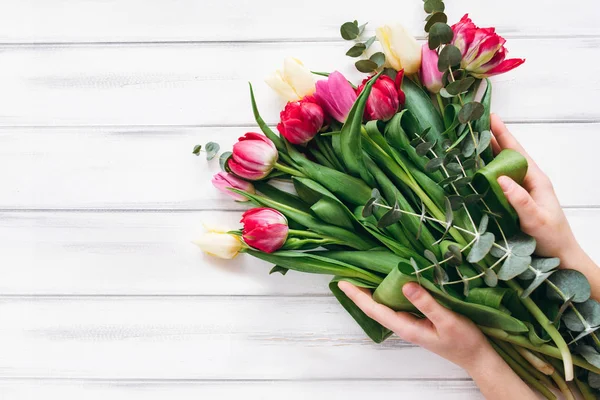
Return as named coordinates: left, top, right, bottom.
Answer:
left=194, top=2, right=600, bottom=398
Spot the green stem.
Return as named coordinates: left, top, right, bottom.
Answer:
left=505, top=280, right=574, bottom=381
left=436, top=92, right=445, bottom=115
left=287, top=229, right=325, bottom=239
left=493, top=340, right=555, bottom=388
left=274, top=162, right=306, bottom=178
left=490, top=341, right=557, bottom=400
left=479, top=326, right=599, bottom=374
left=575, top=374, right=597, bottom=400
left=545, top=357, right=576, bottom=400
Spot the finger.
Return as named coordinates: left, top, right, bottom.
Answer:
left=338, top=281, right=435, bottom=343
left=497, top=176, right=544, bottom=230
left=402, top=282, right=453, bottom=329
left=490, top=114, right=531, bottom=160
left=490, top=135, right=501, bottom=155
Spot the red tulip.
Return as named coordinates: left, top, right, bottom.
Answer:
left=241, top=208, right=289, bottom=253
left=356, top=72, right=405, bottom=122
left=314, top=71, right=357, bottom=123
left=228, top=132, right=278, bottom=180
left=451, top=14, right=524, bottom=78
left=211, top=172, right=255, bottom=202
left=277, top=96, right=324, bottom=145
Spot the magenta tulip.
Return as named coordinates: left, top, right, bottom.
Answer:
left=228, top=132, right=278, bottom=180
left=357, top=73, right=405, bottom=122
left=211, top=171, right=255, bottom=202
left=314, top=71, right=357, bottom=123
left=241, top=208, right=289, bottom=253
left=451, top=14, right=525, bottom=78
left=420, top=45, right=443, bottom=93
left=277, top=96, right=324, bottom=145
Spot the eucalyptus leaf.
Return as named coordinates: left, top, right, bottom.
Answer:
left=416, top=140, right=436, bottom=156
left=341, top=22, right=359, bottom=40
left=425, top=157, right=445, bottom=172
left=377, top=202, right=402, bottom=228
left=508, top=233, right=537, bottom=256
left=447, top=195, right=464, bottom=210
left=429, top=23, right=454, bottom=50
left=464, top=194, right=483, bottom=205
left=477, top=130, right=492, bottom=156
left=425, top=12, right=447, bottom=32
left=484, top=269, right=499, bottom=287
left=362, top=197, right=377, bottom=217
left=478, top=214, right=489, bottom=235
left=439, top=87, right=455, bottom=98
left=520, top=257, right=560, bottom=280
left=437, top=44, right=461, bottom=69
left=576, top=345, right=600, bottom=369
left=563, top=299, right=600, bottom=331
left=589, top=372, right=600, bottom=389
left=192, top=144, right=202, bottom=156
left=458, top=102, right=485, bottom=124
left=219, top=151, right=232, bottom=171
left=498, top=255, right=531, bottom=281
left=269, top=265, right=289, bottom=275
left=205, top=142, right=220, bottom=160
left=364, top=36, right=376, bottom=49
left=520, top=271, right=555, bottom=299
left=424, top=0, right=445, bottom=13
left=547, top=269, right=592, bottom=303
left=462, top=158, right=477, bottom=170
left=467, top=232, right=495, bottom=263
left=462, top=134, right=476, bottom=157
left=370, top=52, right=386, bottom=67
left=446, top=77, right=475, bottom=96
left=570, top=326, right=600, bottom=345
left=346, top=43, right=366, bottom=57
left=445, top=163, right=463, bottom=175
left=355, top=59, right=378, bottom=73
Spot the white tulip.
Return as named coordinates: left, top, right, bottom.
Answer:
left=376, top=24, right=422, bottom=75
left=193, top=232, right=242, bottom=259
left=265, top=57, right=316, bottom=101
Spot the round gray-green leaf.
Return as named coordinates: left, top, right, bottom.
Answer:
left=576, top=345, right=600, bottom=369
left=424, top=0, right=445, bottom=13
left=429, top=23, right=454, bottom=50
left=563, top=299, right=600, bottom=331
left=588, top=372, right=600, bottom=389
left=346, top=43, right=366, bottom=57
left=507, top=233, right=537, bottom=256
left=484, top=269, right=498, bottom=287
left=467, top=232, right=495, bottom=263
left=446, top=77, right=475, bottom=96
left=356, top=59, right=378, bottom=73
left=219, top=151, right=232, bottom=171
left=520, top=257, right=560, bottom=280
left=458, top=102, right=484, bottom=124
left=425, top=12, right=447, bottom=32
left=498, top=255, right=531, bottom=281
left=547, top=269, right=591, bottom=303
left=205, top=142, right=220, bottom=161
left=370, top=52, right=386, bottom=67
left=341, top=22, right=359, bottom=40
left=437, top=44, right=461, bottom=70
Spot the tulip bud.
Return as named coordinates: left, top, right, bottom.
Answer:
left=451, top=14, right=524, bottom=78
left=420, top=45, right=443, bottom=94
left=211, top=172, right=255, bottom=202
left=193, top=231, right=242, bottom=259
left=277, top=96, right=324, bottom=145
left=357, top=74, right=405, bottom=121
left=265, top=57, right=316, bottom=102
left=228, top=132, right=278, bottom=180
left=376, top=24, right=421, bottom=75
left=314, top=71, right=357, bottom=123
left=241, top=208, right=289, bottom=253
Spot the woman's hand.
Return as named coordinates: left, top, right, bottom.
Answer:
left=338, top=281, right=537, bottom=399
left=491, top=114, right=600, bottom=299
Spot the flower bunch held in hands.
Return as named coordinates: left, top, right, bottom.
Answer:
left=193, top=1, right=600, bottom=399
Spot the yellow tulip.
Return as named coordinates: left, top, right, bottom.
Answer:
left=265, top=57, right=316, bottom=101
left=193, top=231, right=242, bottom=259
left=376, top=24, right=422, bottom=75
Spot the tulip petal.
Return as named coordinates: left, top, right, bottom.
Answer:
left=476, top=58, right=525, bottom=78
left=284, top=57, right=316, bottom=99
left=244, top=224, right=289, bottom=253
left=193, top=232, right=242, bottom=259
left=265, top=71, right=300, bottom=102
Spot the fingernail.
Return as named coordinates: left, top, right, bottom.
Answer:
left=402, top=283, right=421, bottom=299
left=497, top=176, right=512, bottom=192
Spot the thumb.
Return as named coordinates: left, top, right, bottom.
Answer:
left=497, top=176, right=543, bottom=230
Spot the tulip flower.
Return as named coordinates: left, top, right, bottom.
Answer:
left=265, top=57, right=316, bottom=102
left=376, top=24, right=421, bottom=75
left=228, top=132, right=278, bottom=180
left=420, top=45, right=443, bottom=94
left=241, top=208, right=289, bottom=253
left=211, top=172, right=255, bottom=202
left=277, top=96, right=324, bottom=145
left=193, top=231, right=243, bottom=259
left=451, top=14, right=525, bottom=78
left=314, top=71, right=357, bottom=123
left=357, top=73, right=405, bottom=121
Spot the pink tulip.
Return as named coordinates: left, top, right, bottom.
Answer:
left=420, top=45, right=443, bottom=93
left=451, top=14, right=524, bottom=78
left=241, top=208, right=289, bottom=253
left=277, top=96, right=324, bottom=145
left=356, top=73, right=405, bottom=122
left=228, top=132, right=278, bottom=180
left=314, top=71, right=357, bottom=123
left=211, top=172, right=255, bottom=202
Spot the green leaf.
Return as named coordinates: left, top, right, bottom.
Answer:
left=355, top=59, right=378, bottom=73
left=205, top=141, right=220, bottom=161
left=364, top=36, right=376, bottom=49
left=576, top=345, right=600, bottom=369
left=467, top=232, right=495, bottom=263
left=476, top=130, right=492, bottom=156
left=484, top=269, right=499, bottom=287
left=415, top=140, right=436, bottom=156
left=524, top=322, right=552, bottom=346
left=362, top=197, right=377, bottom=218
left=466, top=287, right=508, bottom=310
left=497, top=254, right=531, bottom=281
left=269, top=265, right=289, bottom=275
left=425, top=12, right=447, bottom=32
left=249, top=83, right=286, bottom=153
left=219, top=151, right=232, bottom=171
left=478, top=214, right=489, bottom=235
left=520, top=257, right=560, bottom=280
left=192, top=144, right=202, bottom=156
left=446, top=77, right=475, bottom=95
left=370, top=52, right=386, bottom=68
left=428, top=23, right=454, bottom=50
left=377, top=201, right=402, bottom=229
left=311, top=198, right=355, bottom=230
left=492, top=233, right=537, bottom=258
left=437, top=44, right=461, bottom=69
left=563, top=299, right=600, bottom=331
left=425, top=157, right=444, bottom=172
left=341, top=21, right=360, bottom=40
left=547, top=270, right=592, bottom=303
left=458, top=101, right=485, bottom=124
left=424, top=0, right=445, bottom=14
left=346, top=43, right=366, bottom=57
left=521, top=271, right=556, bottom=299
left=474, top=79, right=494, bottom=163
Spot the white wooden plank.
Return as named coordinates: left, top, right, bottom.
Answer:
left=0, top=380, right=483, bottom=400
left=1, top=123, right=598, bottom=210
left=0, top=209, right=597, bottom=295
left=0, top=296, right=470, bottom=380
left=0, top=39, right=597, bottom=127
left=0, top=0, right=596, bottom=43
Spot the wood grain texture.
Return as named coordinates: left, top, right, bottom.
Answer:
left=1, top=123, right=598, bottom=210
left=0, top=209, right=597, bottom=295
left=0, top=39, right=598, bottom=127
left=0, top=380, right=484, bottom=400
left=0, top=0, right=597, bottom=43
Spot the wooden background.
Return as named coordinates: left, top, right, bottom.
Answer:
left=1, top=1, right=599, bottom=398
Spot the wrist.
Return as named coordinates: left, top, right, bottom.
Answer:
left=463, top=341, right=502, bottom=377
